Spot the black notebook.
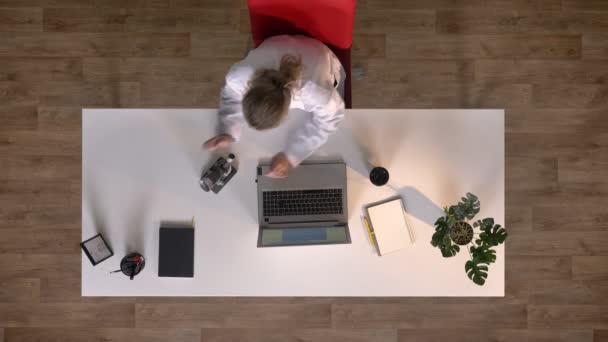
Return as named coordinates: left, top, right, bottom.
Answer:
left=158, top=227, right=194, bottom=278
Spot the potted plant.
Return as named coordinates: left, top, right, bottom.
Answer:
left=431, top=193, right=507, bottom=285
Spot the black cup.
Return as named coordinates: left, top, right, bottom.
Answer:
left=369, top=167, right=390, bottom=186
left=120, top=252, right=145, bottom=280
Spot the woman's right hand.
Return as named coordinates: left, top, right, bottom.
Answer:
left=202, top=134, right=235, bottom=151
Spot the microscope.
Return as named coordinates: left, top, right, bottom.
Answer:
left=199, top=153, right=237, bottom=194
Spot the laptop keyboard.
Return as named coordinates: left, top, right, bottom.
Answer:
left=263, top=189, right=343, bottom=217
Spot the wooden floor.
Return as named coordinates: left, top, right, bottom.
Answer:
left=1, top=0, right=608, bottom=341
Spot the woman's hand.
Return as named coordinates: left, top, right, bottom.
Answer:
left=266, top=152, right=291, bottom=178
left=202, top=134, right=234, bottom=151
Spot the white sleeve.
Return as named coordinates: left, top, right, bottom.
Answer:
left=284, top=89, right=345, bottom=166
left=218, top=65, right=254, bottom=141
left=218, top=84, right=245, bottom=141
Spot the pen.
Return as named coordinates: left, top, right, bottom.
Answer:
left=361, top=215, right=376, bottom=246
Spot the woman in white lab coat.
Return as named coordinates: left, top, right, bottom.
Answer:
left=203, top=35, right=345, bottom=178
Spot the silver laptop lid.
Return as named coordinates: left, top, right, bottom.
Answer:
left=256, top=160, right=347, bottom=225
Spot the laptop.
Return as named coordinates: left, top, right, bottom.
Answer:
left=256, top=159, right=351, bottom=247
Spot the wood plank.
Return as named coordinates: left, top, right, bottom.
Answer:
left=0, top=8, right=42, bottom=32
left=355, top=59, right=474, bottom=83
left=0, top=32, right=189, bottom=57
left=190, top=32, right=249, bottom=58
left=387, top=34, right=581, bottom=59
left=528, top=280, right=608, bottom=305
left=506, top=157, right=558, bottom=193
left=2, top=155, right=80, bottom=180
left=506, top=108, right=607, bottom=134
left=397, top=328, right=592, bottom=342
left=0, top=279, right=40, bottom=303
left=0, top=180, right=79, bottom=202
left=0, top=0, right=92, bottom=7
left=83, top=57, right=233, bottom=83
left=37, top=106, right=81, bottom=131
left=475, top=60, right=608, bottom=84
left=532, top=84, right=608, bottom=108
left=94, top=0, right=170, bottom=8
left=507, top=256, right=572, bottom=280
left=331, top=304, right=527, bottom=328
left=41, top=276, right=136, bottom=303
left=506, top=133, right=606, bottom=158
left=0, top=82, right=38, bottom=106
left=0, top=130, right=80, bottom=157
left=560, top=157, right=608, bottom=185
left=0, top=57, right=81, bottom=82
left=0, top=228, right=80, bottom=254
left=353, top=81, right=531, bottom=108
left=559, top=157, right=608, bottom=196
left=4, top=328, right=200, bottom=342
left=596, top=330, right=608, bottom=342
left=437, top=10, right=608, bottom=34
left=355, top=10, right=435, bottom=34
left=0, top=303, right=135, bottom=327
left=170, top=0, right=241, bottom=8
left=43, top=8, right=127, bottom=32
left=0, top=203, right=80, bottom=230
left=487, top=0, right=561, bottom=10
left=528, top=305, right=607, bottom=329
left=238, top=8, right=249, bottom=33
left=201, top=328, right=397, bottom=342
left=563, top=0, right=608, bottom=11
left=37, top=81, right=140, bottom=107
left=352, top=34, right=386, bottom=58
left=139, top=81, right=218, bottom=107
left=533, top=205, right=608, bottom=232
left=364, top=0, right=560, bottom=10
left=135, top=303, right=331, bottom=328
left=573, top=257, right=608, bottom=281
left=43, top=8, right=239, bottom=32
left=0, top=105, right=38, bottom=131
left=174, top=9, right=239, bottom=32
left=0, top=254, right=77, bottom=280
left=508, top=231, right=608, bottom=256
left=584, top=35, right=608, bottom=59
left=506, top=206, right=533, bottom=232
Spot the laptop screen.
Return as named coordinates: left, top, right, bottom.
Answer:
left=259, top=226, right=350, bottom=247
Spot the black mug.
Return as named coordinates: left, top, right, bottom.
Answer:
left=120, top=252, right=145, bottom=280
left=369, top=167, right=389, bottom=186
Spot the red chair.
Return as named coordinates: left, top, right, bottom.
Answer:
left=247, top=0, right=356, bottom=108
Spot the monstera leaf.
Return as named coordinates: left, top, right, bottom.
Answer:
left=476, top=224, right=507, bottom=247
left=465, top=260, right=488, bottom=286
left=473, top=218, right=494, bottom=231
left=440, top=236, right=460, bottom=257
left=470, top=245, right=496, bottom=264
left=450, top=193, right=480, bottom=221
left=432, top=216, right=460, bottom=257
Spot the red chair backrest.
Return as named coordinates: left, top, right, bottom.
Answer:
left=247, top=0, right=356, bottom=49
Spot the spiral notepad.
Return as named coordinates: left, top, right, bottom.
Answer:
left=365, top=197, right=414, bottom=256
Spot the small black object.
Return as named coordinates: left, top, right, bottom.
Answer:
left=81, top=233, right=114, bottom=266
left=119, top=252, right=145, bottom=280
left=159, top=227, right=195, bottom=278
left=369, top=167, right=390, bottom=186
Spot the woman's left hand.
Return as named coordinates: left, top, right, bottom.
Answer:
left=266, top=152, right=291, bottom=178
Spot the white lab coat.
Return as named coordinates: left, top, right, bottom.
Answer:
left=218, top=35, right=346, bottom=166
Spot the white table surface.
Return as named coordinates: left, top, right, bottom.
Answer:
left=82, top=109, right=504, bottom=296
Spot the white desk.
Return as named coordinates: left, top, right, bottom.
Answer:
left=82, top=109, right=504, bottom=296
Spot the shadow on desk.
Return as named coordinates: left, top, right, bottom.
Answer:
left=395, top=185, right=443, bottom=228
